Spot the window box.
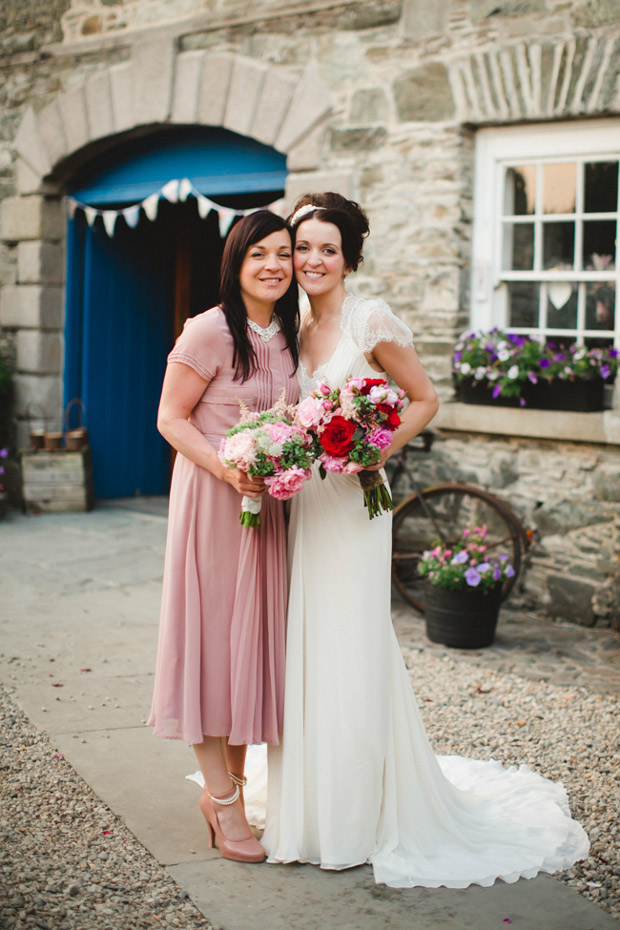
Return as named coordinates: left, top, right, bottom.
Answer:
left=456, top=375, right=606, bottom=412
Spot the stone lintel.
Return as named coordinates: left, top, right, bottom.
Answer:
left=109, top=63, right=134, bottom=134
left=276, top=63, right=333, bottom=153
left=57, top=84, right=90, bottom=154
left=15, top=158, right=45, bottom=196
left=224, top=58, right=268, bottom=138
left=36, top=100, right=69, bottom=173
left=132, top=37, right=176, bottom=126
left=197, top=53, right=234, bottom=126
left=84, top=71, right=115, bottom=141
left=171, top=50, right=205, bottom=124
left=250, top=70, right=298, bottom=148
left=286, top=124, right=322, bottom=172
left=14, top=107, right=51, bottom=180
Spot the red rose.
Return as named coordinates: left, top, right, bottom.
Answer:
left=385, top=409, right=401, bottom=429
left=320, top=416, right=356, bottom=455
left=360, top=378, right=387, bottom=395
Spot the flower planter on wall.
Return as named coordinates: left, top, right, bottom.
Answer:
left=456, top=376, right=607, bottom=412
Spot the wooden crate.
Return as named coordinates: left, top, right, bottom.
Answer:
left=20, top=448, right=95, bottom=512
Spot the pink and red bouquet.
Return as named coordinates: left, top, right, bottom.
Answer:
left=296, top=376, right=405, bottom=519
left=219, top=398, right=315, bottom=528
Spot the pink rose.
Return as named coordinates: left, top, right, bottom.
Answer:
left=220, top=431, right=257, bottom=469
left=265, top=466, right=309, bottom=500
left=368, top=427, right=393, bottom=451
left=264, top=422, right=294, bottom=444
left=296, top=396, right=324, bottom=429
left=343, top=461, right=364, bottom=474
left=319, top=454, right=347, bottom=473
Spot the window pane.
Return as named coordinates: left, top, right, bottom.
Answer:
left=542, top=163, right=576, bottom=214
left=584, top=161, right=618, bottom=214
left=543, top=221, right=575, bottom=270
left=504, top=166, right=536, bottom=215
left=585, top=281, right=615, bottom=331
left=547, top=282, right=577, bottom=329
left=582, top=220, right=616, bottom=271
left=507, top=282, right=539, bottom=327
left=503, top=222, right=534, bottom=270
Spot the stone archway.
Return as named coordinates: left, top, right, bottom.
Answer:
left=1, top=40, right=340, bottom=446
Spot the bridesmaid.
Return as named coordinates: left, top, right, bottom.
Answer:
left=148, top=211, right=299, bottom=863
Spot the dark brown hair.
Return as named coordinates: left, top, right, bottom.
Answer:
left=219, top=211, right=299, bottom=381
left=288, top=192, right=370, bottom=271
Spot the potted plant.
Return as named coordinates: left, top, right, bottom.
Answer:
left=452, top=329, right=618, bottom=410
left=417, top=525, right=515, bottom=648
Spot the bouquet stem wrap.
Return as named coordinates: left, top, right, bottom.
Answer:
left=358, top=469, right=393, bottom=519
left=240, top=495, right=263, bottom=528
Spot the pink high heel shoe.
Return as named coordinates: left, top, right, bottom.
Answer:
left=199, top=784, right=265, bottom=863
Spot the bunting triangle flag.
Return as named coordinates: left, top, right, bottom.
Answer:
left=178, top=178, right=193, bottom=202
left=161, top=179, right=180, bottom=203
left=84, top=206, right=98, bottom=227
left=218, top=207, right=238, bottom=238
left=142, top=193, right=160, bottom=221
left=123, top=204, right=141, bottom=229
left=196, top=194, right=212, bottom=219
left=102, top=211, right=118, bottom=237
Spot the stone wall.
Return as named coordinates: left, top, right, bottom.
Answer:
left=391, top=428, right=620, bottom=630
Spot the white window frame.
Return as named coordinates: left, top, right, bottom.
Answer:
left=471, top=120, right=620, bottom=349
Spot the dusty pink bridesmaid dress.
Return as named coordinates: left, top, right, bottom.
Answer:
left=148, top=307, right=299, bottom=746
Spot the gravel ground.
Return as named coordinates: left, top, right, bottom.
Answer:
left=2, top=645, right=619, bottom=929
left=0, top=686, right=214, bottom=930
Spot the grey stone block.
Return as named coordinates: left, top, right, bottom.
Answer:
left=402, top=0, right=451, bottom=39
left=58, top=84, right=91, bottom=154
left=15, top=157, right=44, bottom=196
left=132, top=38, right=175, bottom=125
left=276, top=63, right=333, bottom=153
left=16, top=329, right=62, bottom=374
left=109, top=63, right=134, bottom=134
left=349, top=88, right=389, bottom=123
left=0, top=285, right=64, bottom=330
left=574, top=0, right=620, bottom=28
left=171, top=50, right=204, bottom=124
left=18, top=242, right=64, bottom=285
left=284, top=171, right=354, bottom=213
left=14, top=373, right=62, bottom=421
left=14, top=107, right=51, bottom=180
left=286, top=125, right=322, bottom=172
left=36, top=100, right=69, bottom=172
left=86, top=70, right=115, bottom=140
left=250, top=70, right=297, bottom=147
left=547, top=574, right=596, bottom=626
left=224, top=58, right=268, bottom=137
left=197, top=53, right=234, bottom=126
left=1, top=196, right=64, bottom=242
left=394, top=63, right=455, bottom=121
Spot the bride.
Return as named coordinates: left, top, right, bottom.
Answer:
left=260, top=192, right=589, bottom=887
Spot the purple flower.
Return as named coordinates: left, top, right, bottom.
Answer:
left=477, top=562, right=491, bottom=572
left=527, top=372, right=538, bottom=383
left=0, top=465, right=4, bottom=475
left=519, top=397, right=526, bottom=406
left=601, top=365, right=611, bottom=379
left=493, top=566, right=501, bottom=581
left=505, top=565, right=515, bottom=577
left=453, top=351, right=462, bottom=362
left=609, top=348, right=618, bottom=359
left=451, top=550, right=469, bottom=565
left=554, top=353, right=566, bottom=362
left=499, top=553, right=509, bottom=561
left=493, top=384, right=502, bottom=399
left=0, top=448, right=7, bottom=458
left=539, top=358, right=550, bottom=369
left=465, top=567, right=481, bottom=587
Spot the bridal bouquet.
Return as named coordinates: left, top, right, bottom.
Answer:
left=296, top=376, right=404, bottom=519
left=219, top=397, right=315, bottom=528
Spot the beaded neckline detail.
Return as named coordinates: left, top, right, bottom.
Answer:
left=247, top=318, right=281, bottom=342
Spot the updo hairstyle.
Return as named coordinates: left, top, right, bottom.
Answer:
left=288, top=192, right=370, bottom=272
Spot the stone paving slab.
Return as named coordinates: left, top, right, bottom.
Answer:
left=168, top=859, right=620, bottom=930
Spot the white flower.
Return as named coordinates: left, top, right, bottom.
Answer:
left=460, top=362, right=472, bottom=375
left=474, top=367, right=487, bottom=380
left=497, top=340, right=509, bottom=351
left=487, top=370, right=499, bottom=381
left=573, top=349, right=585, bottom=361
left=497, top=349, right=511, bottom=362
left=507, top=364, right=519, bottom=379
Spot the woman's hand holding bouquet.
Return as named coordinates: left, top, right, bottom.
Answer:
left=220, top=396, right=315, bottom=527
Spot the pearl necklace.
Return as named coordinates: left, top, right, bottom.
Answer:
left=247, top=318, right=281, bottom=342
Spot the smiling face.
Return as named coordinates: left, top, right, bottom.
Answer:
left=238, top=229, right=293, bottom=312
left=293, top=218, right=349, bottom=297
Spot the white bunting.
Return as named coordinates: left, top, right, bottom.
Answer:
left=161, top=179, right=179, bottom=203
left=123, top=204, right=141, bottom=228
left=65, top=180, right=283, bottom=238
left=102, top=211, right=118, bottom=237
left=142, top=193, right=160, bottom=221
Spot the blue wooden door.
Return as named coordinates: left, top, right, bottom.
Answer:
left=66, top=210, right=174, bottom=498
left=64, top=127, right=287, bottom=499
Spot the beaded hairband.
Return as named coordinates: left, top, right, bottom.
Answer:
left=289, top=204, right=325, bottom=226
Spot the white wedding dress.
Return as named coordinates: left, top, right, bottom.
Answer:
left=258, top=293, right=589, bottom=887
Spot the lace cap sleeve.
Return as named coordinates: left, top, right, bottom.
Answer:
left=345, top=295, right=414, bottom=354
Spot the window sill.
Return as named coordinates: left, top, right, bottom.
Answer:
left=433, top=402, right=620, bottom=446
